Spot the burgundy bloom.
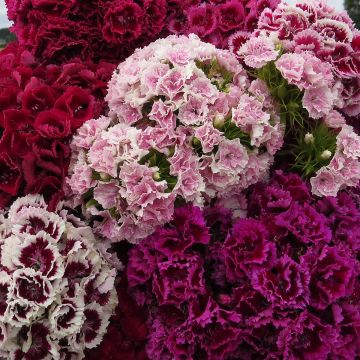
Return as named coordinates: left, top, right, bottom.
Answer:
left=224, top=218, right=275, bottom=280
left=186, top=4, right=219, bottom=37
left=102, top=1, right=145, bottom=44
left=14, top=323, right=53, bottom=360
left=302, top=245, right=357, bottom=309
left=21, top=78, right=56, bottom=114
left=0, top=152, right=22, bottom=196
left=218, top=0, right=245, bottom=32
left=18, top=235, right=60, bottom=278
left=54, top=86, right=95, bottom=130
left=13, top=269, right=54, bottom=306
left=278, top=311, right=337, bottom=359
left=34, top=109, right=71, bottom=139
left=0, top=109, right=36, bottom=157
left=251, top=255, right=310, bottom=309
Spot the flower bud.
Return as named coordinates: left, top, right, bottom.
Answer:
left=213, top=115, right=225, bottom=130
left=100, top=172, right=111, bottom=181
left=320, top=150, right=332, bottom=160
left=153, top=171, right=161, bottom=181
left=304, top=133, right=314, bottom=144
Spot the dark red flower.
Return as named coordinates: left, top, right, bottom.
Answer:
left=21, top=77, right=56, bottom=114
left=0, top=152, right=22, bottom=196
left=54, top=87, right=94, bottom=130
left=102, top=1, right=145, bottom=44
left=34, top=109, right=71, bottom=139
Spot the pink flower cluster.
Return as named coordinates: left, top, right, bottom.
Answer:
left=230, top=0, right=360, bottom=197
left=255, top=0, right=360, bottom=118
left=311, top=123, right=360, bottom=196
left=0, top=195, right=117, bottom=359
left=67, top=35, right=284, bottom=243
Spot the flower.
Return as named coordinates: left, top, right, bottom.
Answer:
left=0, top=195, right=117, bottom=359
left=238, top=36, right=279, bottom=68
left=275, top=202, right=332, bottom=245
left=302, top=245, right=356, bottom=309
left=68, top=35, right=282, bottom=243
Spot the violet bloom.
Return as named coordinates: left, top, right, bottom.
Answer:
left=251, top=255, right=310, bottom=309
left=275, top=202, right=332, bottom=245
left=302, top=245, right=356, bottom=309
left=224, top=218, right=276, bottom=280
left=277, top=311, right=337, bottom=360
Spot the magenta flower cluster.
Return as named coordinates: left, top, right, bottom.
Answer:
left=5, top=0, right=279, bottom=63
left=125, top=171, right=360, bottom=359
left=66, top=35, right=284, bottom=243
left=0, top=195, right=117, bottom=359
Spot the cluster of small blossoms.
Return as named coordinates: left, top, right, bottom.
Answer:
left=230, top=0, right=360, bottom=197
left=0, top=195, right=117, bottom=359
left=67, top=35, right=284, bottom=243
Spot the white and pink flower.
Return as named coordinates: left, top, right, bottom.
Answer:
left=0, top=195, right=117, bottom=359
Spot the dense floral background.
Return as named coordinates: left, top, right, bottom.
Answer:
left=1, top=0, right=360, bottom=359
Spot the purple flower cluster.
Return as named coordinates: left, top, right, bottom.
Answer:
left=125, top=171, right=360, bottom=359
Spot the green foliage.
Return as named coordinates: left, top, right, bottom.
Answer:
left=195, top=58, right=234, bottom=92
left=256, top=61, right=307, bottom=130
left=140, top=148, right=178, bottom=191
left=287, top=123, right=337, bottom=178
left=0, top=28, right=16, bottom=48
left=345, top=0, right=360, bottom=29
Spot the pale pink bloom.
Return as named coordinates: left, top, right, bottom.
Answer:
left=310, top=167, right=343, bottom=197
left=67, top=161, right=96, bottom=196
left=216, top=139, right=249, bottom=172
left=169, top=145, right=195, bottom=175
left=329, top=152, right=360, bottom=187
left=157, top=69, right=186, bottom=99
left=233, top=94, right=270, bottom=128
left=117, top=103, right=142, bottom=125
left=72, top=116, right=111, bottom=150
left=211, top=93, right=230, bottom=115
left=178, top=95, right=209, bottom=125
left=336, top=125, right=360, bottom=159
left=239, top=36, right=279, bottom=68
left=93, top=182, right=119, bottom=209
left=88, top=137, right=118, bottom=177
left=141, top=63, right=170, bottom=93
left=302, top=53, right=333, bottom=88
left=194, top=123, right=222, bottom=153
left=173, top=167, right=205, bottom=204
left=265, top=122, right=285, bottom=155
left=275, top=53, right=305, bottom=85
left=187, top=77, right=218, bottom=100
left=249, top=79, right=272, bottom=108
left=167, top=47, right=191, bottom=65
left=137, top=126, right=177, bottom=151
left=149, top=99, right=176, bottom=128
left=302, top=85, right=334, bottom=119
left=323, top=110, right=346, bottom=128
left=226, top=84, right=244, bottom=108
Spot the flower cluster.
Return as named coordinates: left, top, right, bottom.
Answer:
left=0, top=42, right=115, bottom=209
left=0, top=194, right=118, bottom=359
left=5, top=0, right=279, bottom=64
left=67, top=35, right=284, bottom=243
left=230, top=0, right=360, bottom=197
left=125, top=171, right=360, bottom=359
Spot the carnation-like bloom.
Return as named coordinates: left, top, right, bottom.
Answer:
left=231, top=2, right=360, bottom=197
left=67, top=35, right=283, bottom=243
left=0, top=195, right=118, bottom=359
